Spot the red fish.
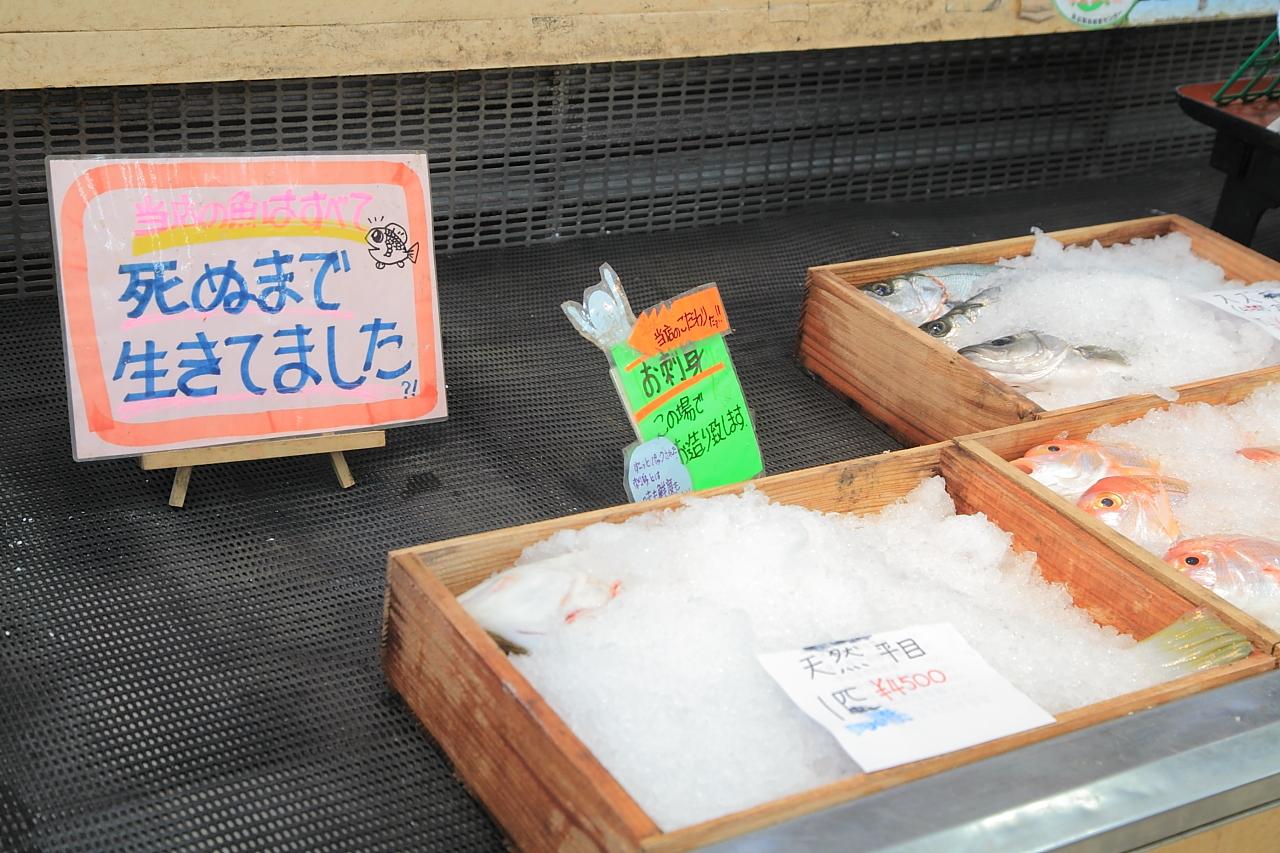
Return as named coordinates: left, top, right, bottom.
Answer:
left=1238, top=446, right=1280, bottom=463
left=1077, top=475, right=1187, bottom=554
left=1163, top=536, right=1280, bottom=591
left=1011, top=438, right=1159, bottom=502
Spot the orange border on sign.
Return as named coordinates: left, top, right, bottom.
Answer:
left=59, top=159, right=439, bottom=447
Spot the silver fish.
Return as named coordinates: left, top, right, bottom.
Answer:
left=918, top=289, right=1001, bottom=341
left=958, top=331, right=1128, bottom=390
left=858, top=264, right=1002, bottom=325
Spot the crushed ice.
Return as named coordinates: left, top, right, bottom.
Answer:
left=944, top=232, right=1280, bottom=409
left=494, top=478, right=1182, bottom=829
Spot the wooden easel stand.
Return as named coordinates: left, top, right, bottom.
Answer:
left=139, top=431, right=386, bottom=507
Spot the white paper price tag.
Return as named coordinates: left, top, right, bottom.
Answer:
left=758, top=623, right=1054, bottom=772
left=1191, top=286, right=1280, bottom=341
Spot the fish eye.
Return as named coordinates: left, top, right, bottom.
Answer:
left=369, top=228, right=384, bottom=243
left=1095, top=493, right=1122, bottom=509
left=923, top=319, right=949, bottom=337
left=864, top=281, right=893, bottom=297
left=1184, top=556, right=1201, bottom=566
left=990, top=336, right=1015, bottom=347
left=1047, top=445, right=1060, bottom=452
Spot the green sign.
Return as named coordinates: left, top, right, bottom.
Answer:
left=610, top=333, right=763, bottom=490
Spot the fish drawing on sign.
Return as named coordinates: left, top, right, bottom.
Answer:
left=365, top=222, right=420, bottom=269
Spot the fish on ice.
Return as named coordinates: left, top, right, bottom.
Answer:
left=958, top=331, right=1129, bottom=391
left=857, top=264, right=1002, bottom=325
left=457, top=554, right=622, bottom=654
left=1163, top=536, right=1280, bottom=592
left=1238, top=446, right=1280, bottom=463
left=917, top=293, right=997, bottom=341
left=1077, top=474, right=1187, bottom=554
left=1010, top=438, right=1160, bottom=502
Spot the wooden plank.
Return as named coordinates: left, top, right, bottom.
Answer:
left=953, top=439, right=1280, bottom=653
left=643, top=655, right=1275, bottom=852
left=971, top=366, right=1280, bottom=458
left=397, top=445, right=944, bottom=595
left=138, top=430, right=385, bottom=470
left=383, top=551, right=658, bottom=852
left=1166, top=214, right=1280, bottom=282
left=168, top=465, right=192, bottom=508
left=2, top=4, right=1268, bottom=90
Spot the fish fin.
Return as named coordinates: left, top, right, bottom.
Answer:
left=1074, top=345, right=1129, bottom=365
left=1104, top=442, right=1158, bottom=470
left=1136, top=609, right=1252, bottom=674
left=486, top=630, right=530, bottom=656
left=408, top=242, right=420, bottom=263
left=1128, top=473, right=1191, bottom=502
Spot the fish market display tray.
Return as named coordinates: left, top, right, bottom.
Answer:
left=797, top=214, right=1280, bottom=445
left=959, top=370, right=1280, bottom=657
left=381, top=444, right=1275, bottom=852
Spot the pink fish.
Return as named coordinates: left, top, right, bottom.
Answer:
left=1238, top=446, right=1280, bottom=463
left=457, top=554, right=621, bottom=654
left=1011, top=438, right=1159, bottom=502
left=1163, top=536, right=1280, bottom=591
left=1077, top=475, right=1187, bottom=554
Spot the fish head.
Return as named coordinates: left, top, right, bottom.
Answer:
left=366, top=225, right=407, bottom=262
left=858, top=274, right=945, bottom=324
left=1164, top=536, right=1280, bottom=589
left=918, top=300, right=981, bottom=340
left=1163, top=538, right=1226, bottom=589
left=919, top=315, right=954, bottom=339
left=958, top=332, right=1070, bottom=384
left=1078, top=475, right=1181, bottom=553
left=1011, top=439, right=1110, bottom=498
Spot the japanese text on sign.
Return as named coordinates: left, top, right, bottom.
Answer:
left=1191, top=286, right=1280, bottom=341
left=48, top=154, right=447, bottom=460
left=612, top=332, right=762, bottom=491
left=758, top=623, right=1054, bottom=772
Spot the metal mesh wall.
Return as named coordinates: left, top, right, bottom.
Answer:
left=0, top=17, right=1271, bottom=299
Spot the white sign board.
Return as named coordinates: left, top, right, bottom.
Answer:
left=47, top=153, right=446, bottom=460
left=758, top=623, right=1055, bottom=772
left=1192, top=286, right=1280, bottom=341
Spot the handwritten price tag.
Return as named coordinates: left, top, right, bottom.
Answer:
left=1191, top=286, right=1280, bottom=340
left=758, top=623, right=1054, bottom=772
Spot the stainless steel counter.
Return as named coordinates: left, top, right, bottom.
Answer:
left=710, top=670, right=1280, bottom=852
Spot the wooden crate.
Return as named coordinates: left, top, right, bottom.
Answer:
left=381, top=444, right=1276, bottom=852
left=958, top=370, right=1280, bottom=657
left=798, top=214, right=1280, bottom=446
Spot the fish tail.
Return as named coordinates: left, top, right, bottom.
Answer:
left=1136, top=609, right=1252, bottom=674
left=408, top=242, right=420, bottom=263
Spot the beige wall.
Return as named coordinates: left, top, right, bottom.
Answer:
left=0, top=1, right=1268, bottom=90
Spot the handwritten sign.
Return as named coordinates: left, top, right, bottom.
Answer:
left=623, top=437, right=693, bottom=501
left=47, top=153, right=446, bottom=460
left=758, top=624, right=1054, bottom=772
left=611, top=332, right=763, bottom=491
left=627, top=284, right=730, bottom=357
left=1191, top=286, right=1280, bottom=341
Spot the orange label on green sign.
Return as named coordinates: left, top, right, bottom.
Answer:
left=626, top=284, right=729, bottom=357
